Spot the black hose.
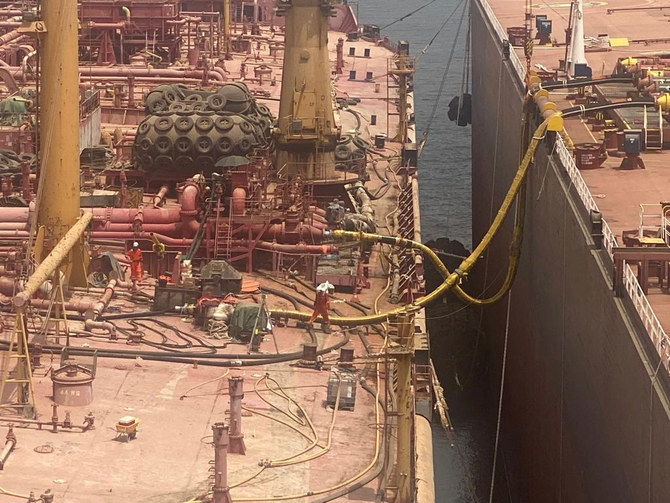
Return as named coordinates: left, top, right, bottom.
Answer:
left=561, top=98, right=655, bottom=117
left=260, top=286, right=304, bottom=310
left=541, top=75, right=633, bottom=90
left=0, top=334, right=350, bottom=363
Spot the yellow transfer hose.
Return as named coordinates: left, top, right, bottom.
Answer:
left=268, top=114, right=556, bottom=324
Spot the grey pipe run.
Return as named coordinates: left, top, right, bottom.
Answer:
left=561, top=98, right=656, bottom=117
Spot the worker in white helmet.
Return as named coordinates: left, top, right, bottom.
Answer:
left=309, top=281, right=334, bottom=333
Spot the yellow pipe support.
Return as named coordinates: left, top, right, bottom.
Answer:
left=13, top=212, right=92, bottom=307
left=268, top=114, right=556, bottom=325
left=393, top=313, right=414, bottom=502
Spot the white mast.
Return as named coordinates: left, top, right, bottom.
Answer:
left=568, top=0, right=588, bottom=76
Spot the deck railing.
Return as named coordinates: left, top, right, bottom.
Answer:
left=624, top=264, right=670, bottom=371
left=557, top=130, right=670, bottom=368
left=478, top=0, right=670, bottom=370
left=477, top=0, right=527, bottom=82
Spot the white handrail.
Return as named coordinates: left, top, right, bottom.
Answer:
left=477, top=0, right=527, bottom=83
left=624, top=264, right=670, bottom=371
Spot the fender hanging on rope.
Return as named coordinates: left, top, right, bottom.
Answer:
left=447, top=93, right=472, bottom=126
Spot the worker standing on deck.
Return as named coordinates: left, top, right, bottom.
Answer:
left=125, top=241, right=143, bottom=289
left=309, top=281, right=334, bottom=333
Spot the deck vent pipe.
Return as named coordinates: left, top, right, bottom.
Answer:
left=212, top=423, right=233, bottom=503
left=228, top=376, right=246, bottom=455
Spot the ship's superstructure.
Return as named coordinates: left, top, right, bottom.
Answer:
left=0, top=1, right=436, bottom=501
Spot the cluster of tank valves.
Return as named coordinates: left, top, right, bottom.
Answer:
left=133, top=82, right=370, bottom=178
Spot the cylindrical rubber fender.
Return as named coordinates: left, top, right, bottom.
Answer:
left=163, top=87, right=179, bottom=103
left=148, top=98, right=168, bottom=114
left=137, top=121, right=152, bottom=135
left=176, top=107, right=194, bottom=115
left=246, top=115, right=261, bottom=127
left=0, top=150, right=20, bottom=162
left=216, top=136, right=234, bottom=155
left=168, top=102, right=187, bottom=112
left=174, top=115, right=194, bottom=133
left=352, top=135, right=371, bottom=150
left=174, top=136, right=193, bottom=155
left=174, top=155, right=193, bottom=168
left=138, top=154, right=154, bottom=169
left=239, top=119, right=253, bottom=134
left=194, top=155, right=215, bottom=170
left=334, top=144, right=351, bottom=160
left=238, top=138, right=252, bottom=154
left=256, top=104, right=271, bottom=117
left=351, top=150, right=366, bottom=170
left=137, top=137, right=153, bottom=153
left=195, top=116, right=214, bottom=132
left=206, top=94, right=227, bottom=111
left=214, top=115, right=234, bottom=132
left=192, top=102, right=208, bottom=111
left=154, top=155, right=174, bottom=170
left=195, top=135, right=214, bottom=154
left=154, top=116, right=173, bottom=133
left=154, top=135, right=172, bottom=155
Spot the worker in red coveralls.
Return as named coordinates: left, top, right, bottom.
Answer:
left=125, top=241, right=143, bottom=289
left=309, top=281, right=334, bottom=333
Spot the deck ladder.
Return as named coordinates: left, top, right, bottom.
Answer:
left=644, top=106, right=663, bottom=150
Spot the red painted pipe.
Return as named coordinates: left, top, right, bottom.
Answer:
left=4, top=66, right=225, bottom=82
left=153, top=185, right=169, bottom=208
left=0, top=28, right=21, bottom=45
left=231, top=187, right=246, bottom=216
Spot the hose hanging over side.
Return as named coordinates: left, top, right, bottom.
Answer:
left=268, top=114, right=559, bottom=325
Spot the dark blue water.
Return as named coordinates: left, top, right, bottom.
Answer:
left=356, top=1, right=489, bottom=502
left=357, top=0, right=472, bottom=248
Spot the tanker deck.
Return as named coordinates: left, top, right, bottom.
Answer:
left=0, top=2, right=434, bottom=502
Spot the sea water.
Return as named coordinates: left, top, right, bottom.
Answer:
left=356, top=1, right=490, bottom=501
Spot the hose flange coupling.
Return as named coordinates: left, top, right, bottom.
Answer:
left=454, top=268, right=467, bottom=283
